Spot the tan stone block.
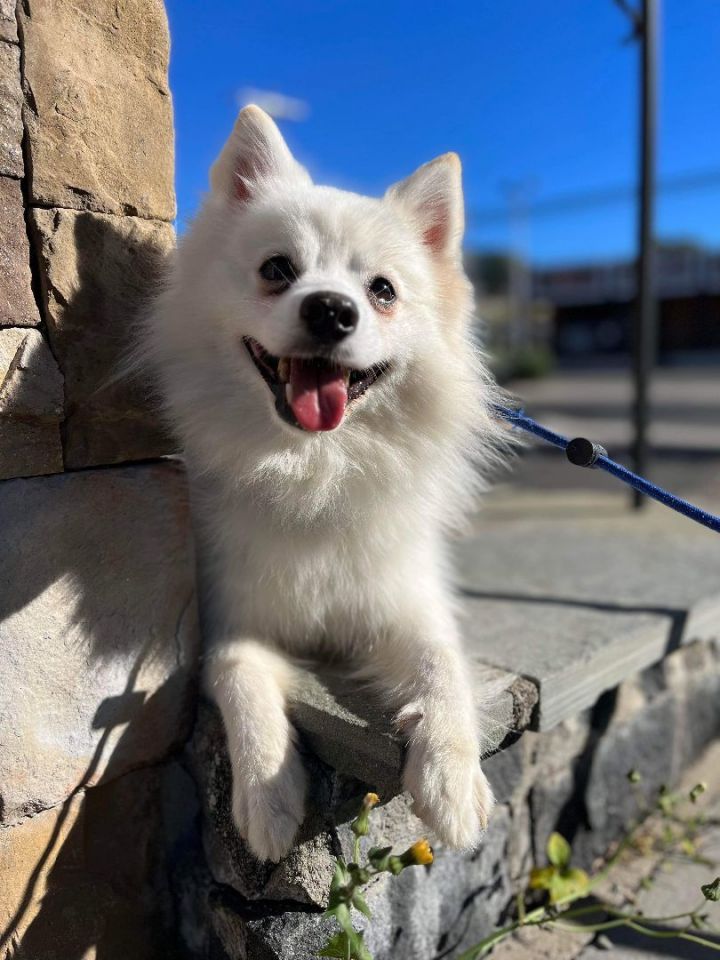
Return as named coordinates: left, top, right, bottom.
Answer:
left=30, top=206, right=176, bottom=467
left=0, top=327, right=63, bottom=479
left=0, top=0, right=17, bottom=43
left=20, top=0, right=175, bottom=220
left=0, top=766, right=185, bottom=957
left=0, top=795, right=101, bottom=957
left=0, top=177, right=37, bottom=330
left=0, top=463, right=200, bottom=824
left=0, top=42, right=23, bottom=178
left=0, top=328, right=63, bottom=418
left=0, top=177, right=41, bottom=328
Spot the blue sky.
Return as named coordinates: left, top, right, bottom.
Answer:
left=166, top=1, right=720, bottom=266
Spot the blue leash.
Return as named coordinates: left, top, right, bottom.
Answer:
left=494, top=404, right=720, bottom=535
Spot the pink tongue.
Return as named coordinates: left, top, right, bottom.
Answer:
left=288, top=360, right=348, bottom=432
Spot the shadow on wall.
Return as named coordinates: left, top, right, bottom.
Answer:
left=31, top=207, right=177, bottom=469
left=0, top=213, right=199, bottom=959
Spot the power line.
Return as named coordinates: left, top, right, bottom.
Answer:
left=468, top=168, right=720, bottom=226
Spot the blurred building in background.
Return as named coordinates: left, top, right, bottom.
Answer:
left=469, top=242, right=720, bottom=376
left=534, top=242, right=720, bottom=363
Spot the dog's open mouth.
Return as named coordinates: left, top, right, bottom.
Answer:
left=242, top=337, right=390, bottom=432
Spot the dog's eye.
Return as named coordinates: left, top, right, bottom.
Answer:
left=368, top=276, right=396, bottom=307
left=259, top=255, right=298, bottom=290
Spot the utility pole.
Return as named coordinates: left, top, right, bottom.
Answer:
left=502, top=180, right=534, bottom=351
left=616, top=0, right=659, bottom=508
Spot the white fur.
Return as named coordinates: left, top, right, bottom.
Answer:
left=143, top=106, right=511, bottom=861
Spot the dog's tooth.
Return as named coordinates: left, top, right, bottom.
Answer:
left=285, top=382, right=293, bottom=404
left=278, top=358, right=290, bottom=383
left=343, top=368, right=350, bottom=385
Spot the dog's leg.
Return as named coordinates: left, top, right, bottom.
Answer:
left=368, top=613, right=493, bottom=850
left=204, top=638, right=307, bottom=862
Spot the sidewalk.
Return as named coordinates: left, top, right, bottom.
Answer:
left=499, top=367, right=720, bottom=505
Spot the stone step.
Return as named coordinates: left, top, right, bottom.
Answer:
left=290, top=664, right=538, bottom=795
left=456, top=496, right=720, bottom=730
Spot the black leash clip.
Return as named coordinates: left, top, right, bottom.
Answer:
left=566, top=436, right=608, bottom=469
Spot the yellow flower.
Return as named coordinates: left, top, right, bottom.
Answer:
left=351, top=793, right=380, bottom=838
left=407, top=839, right=434, bottom=866
left=388, top=838, right=434, bottom=873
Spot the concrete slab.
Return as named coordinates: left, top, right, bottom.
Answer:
left=455, top=500, right=720, bottom=729
left=289, top=663, right=538, bottom=793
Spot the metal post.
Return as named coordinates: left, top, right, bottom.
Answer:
left=632, top=0, right=659, bottom=508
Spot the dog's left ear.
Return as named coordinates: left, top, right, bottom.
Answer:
left=385, top=153, right=464, bottom=258
left=210, top=104, right=311, bottom=203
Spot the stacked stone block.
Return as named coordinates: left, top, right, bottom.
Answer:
left=0, top=0, right=175, bottom=478
left=0, top=2, right=199, bottom=956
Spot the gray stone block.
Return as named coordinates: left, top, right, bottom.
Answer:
left=0, top=463, right=200, bottom=823
left=529, top=641, right=720, bottom=868
left=455, top=507, right=720, bottom=729
left=229, top=806, right=514, bottom=960
left=290, top=663, right=537, bottom=797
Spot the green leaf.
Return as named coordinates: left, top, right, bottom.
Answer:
left=547, top=832, right=571, bottom=869
left=318, top=931, right=351, bottom=959
left=367, top=846, right=393, bottom=871
left=352, top=890, right=372, bottom=918
left=701, top=877, right=720, bottom=902
left=549, top=867, right=590, bottom=904
left=690, top=782, right=708, bottom=804
left=327, top=862, right=351, bottom=912
left=529, top=865, right=556, bottom=891
left=346, top=928, right=374, bottom=960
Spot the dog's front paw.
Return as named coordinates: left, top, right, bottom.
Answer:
left=402, top=721, right=494, bottom=850
left=231, top=743, right=307, bottom=862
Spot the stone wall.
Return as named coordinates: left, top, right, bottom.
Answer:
left=0, top=0, right=176, bottom=478
left=0, top=2, right=197, bottom=956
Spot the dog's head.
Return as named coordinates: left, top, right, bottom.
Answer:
left=198, top=105, right=473, bottom=435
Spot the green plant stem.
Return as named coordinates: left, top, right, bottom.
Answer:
left=454, top=888, right=714, bottom=959
left=623, top=919, right=720, bottom=950
left=558, top=901, right=707, bottom=926
left=453, top=921, right=523, bottom=959
left=547, top=918, right=720, bottom=951
left=353, top=836, right=361, bottom=865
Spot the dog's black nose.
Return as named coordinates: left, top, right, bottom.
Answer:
left=300, top=291, right=359, bottom=342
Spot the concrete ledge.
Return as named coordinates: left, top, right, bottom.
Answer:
left=290, top=665, right=539, bottom=797
left=457, top=498, right=720, bottom=729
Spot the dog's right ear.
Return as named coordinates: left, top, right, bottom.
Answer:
left=210, top=105, right=311, bottom=203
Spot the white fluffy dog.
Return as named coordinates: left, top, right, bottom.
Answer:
left=145, top=105, right=508, bottom=862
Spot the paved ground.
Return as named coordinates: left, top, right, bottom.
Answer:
left=492, top=742, right=720, bottom=960
left=494, top=366, right=720, bottom=507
